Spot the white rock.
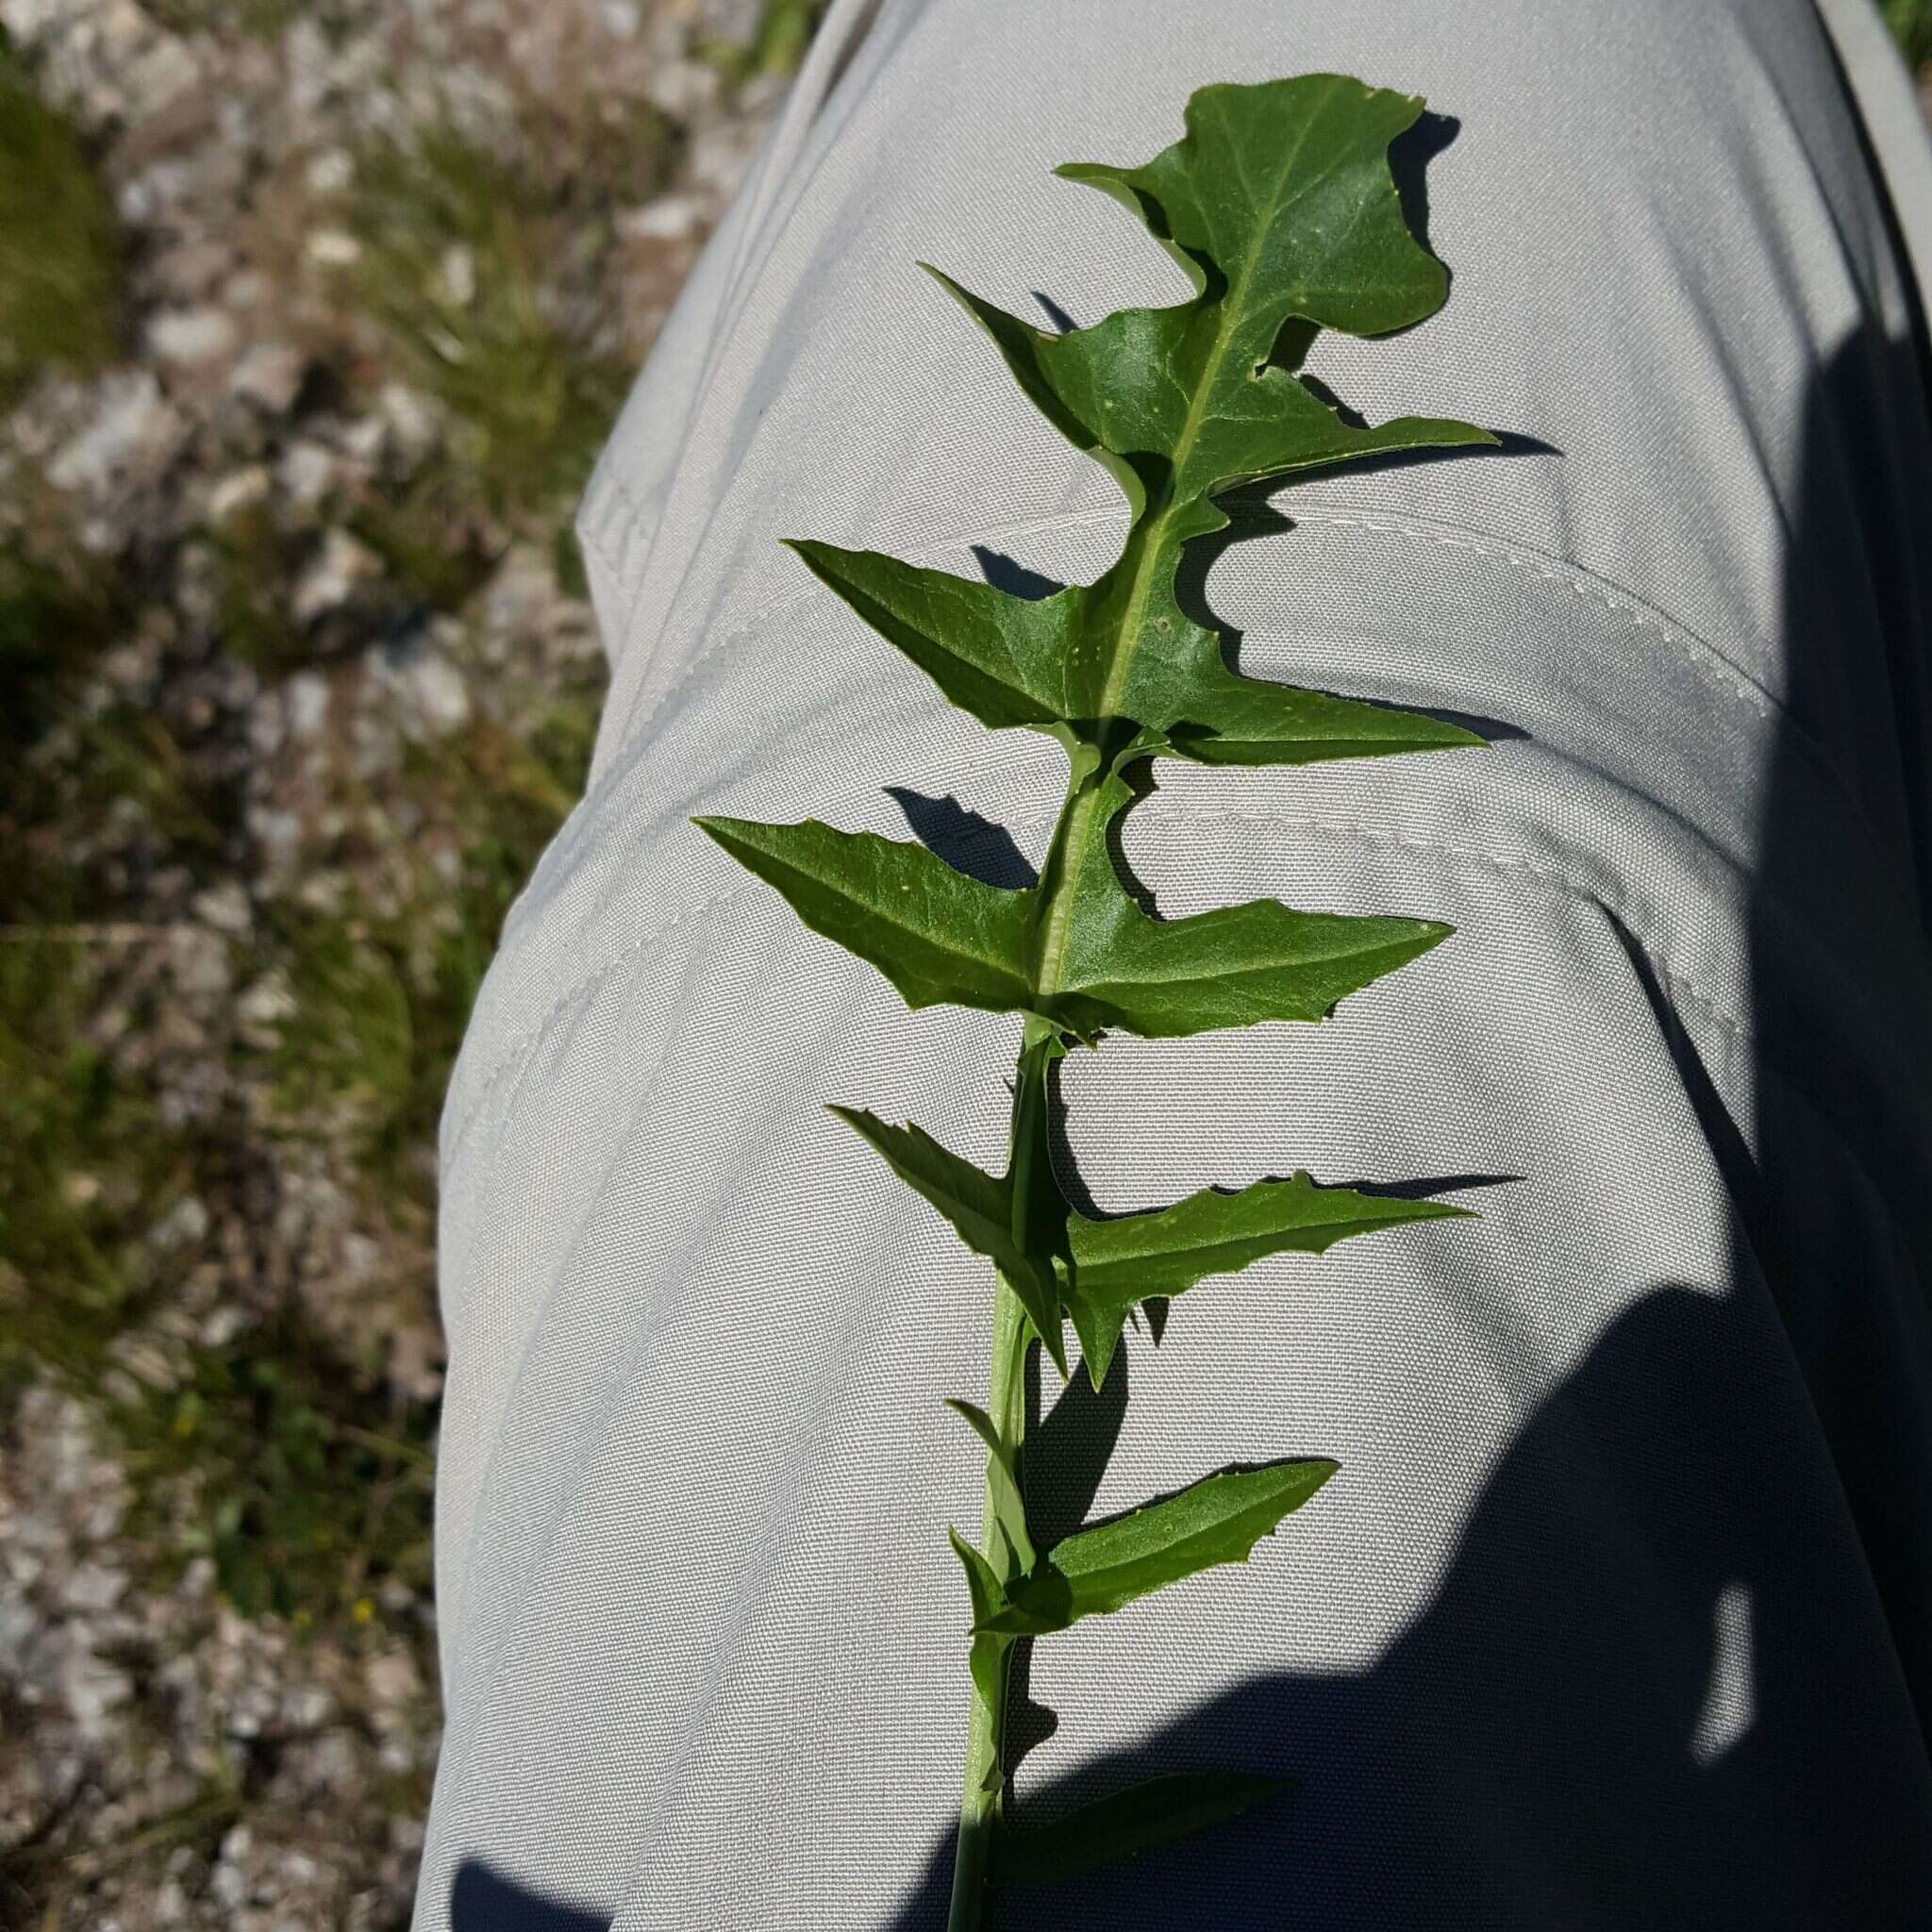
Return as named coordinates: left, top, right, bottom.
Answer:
left=340, top=412, right=389, bottom=465
left=170, top=925, right=231, bottom=1000
left=228, top=341, right=308, bottom=414
left=123, top=33, right=201, bottom=115
left=151, top=1193, right=210, bottom=1249
left=247, top=686, right=286, bottom=758
left=247, top=806, right=303, bottom=874
left=192, top=880, right=252, bottom=935
left=210, top=1831, right=251, bottom=1909
left=281, top=1682, right=334, bottom=1731
left=646, top=57, right=720, bottom=118
left=286, top=670, right=331, bottom=741
left=60, top=1560, right=128, bottom=1615
left=365, top=1648, right=421, bottom=1710
left=47, top=373, right=186, bottom=497
left=221, top=267, right=272, bottom=310
left=283, top=17, right=333, bottom=116
left=291, top=528, right=379, bottom=625
left=439, top=242, right=475, bottom=307
left=147, top=306, right=238, bottom=369
left=208, top=465, right=273, bottom=525
left=373, top=637, right=470, bottom=737
left=690, top=122, right=761, bottom=200
left=376, top=381, right=437, bottom=460
left=60, top=1643, right=134, bottom=1741
left=277, top=439, right=340, bottom=511
left=199, top=1302, right=251, bottom=1348
left=304, top=227, right=361, bottom=269
left=305, top=146, right=354, bottom=195
left=620, top=192, right=706, bottom=243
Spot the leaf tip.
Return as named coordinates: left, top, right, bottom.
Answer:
left=1037, top=1319, right=1073, bottom=1384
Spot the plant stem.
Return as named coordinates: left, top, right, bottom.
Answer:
left=947, top=1013, right=1062, bottom=1931
left=945, top=1266, right=1028, bottom=1931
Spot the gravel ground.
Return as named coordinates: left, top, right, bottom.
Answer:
left=0, top=2, right=799, bottom=1924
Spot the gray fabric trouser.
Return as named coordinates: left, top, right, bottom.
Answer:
left=415, top=2, right=1932, bottom=1924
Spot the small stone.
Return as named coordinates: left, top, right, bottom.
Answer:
left=228, top=341, right=308, bottom=415
left=305, top=146, right=353, bottom=195
left=365, top=1649, right=420, bottom=1711
left=210, top=1827, right=252, bottom=1908
left=286, top=670, right=331, bottom=741
left=281, top=1683, right=334, bottom=1731
left=170, top=925, right=232, bottom=1000
left=60, top=1644, right=135, bottom=1741
left=248, top=687, right=286, bottom=758
left=439, top=242, right=475, bottom=307
left=208, top=465, right=273, bottom=525
left=690, top=122, right=761, bottom=200
left=221, top=267, right=272, bottom=311
left=340, top=413, right=389, bottom=466
left=247, top=806, right=303, bottom=874
left=151, top=1194, right=210, bottom=1249
left=291, top=529, right=380, bottom=625
left=646, top=58, right=720, bottom=119
left=154, top=239, right=237, bottom=305
left=376, top=381, right=437, bottom=461
left=305, top=228, right=362, bottom=269
left=278, top=440, right=340, bottom=512
left=123, top=34, right=201, bottom=115
left=284, top=17, right=333, bottom=116
left=61, top=1560, right=128, bottom=1615
left=200, top=1303, right=250, bottom=1348
left=373, top=638, right=470, bottom=738
left=192, top=881, right=252, bottom=935
left=621, top=192, right=705, bottom=243
left=147, top=307, right=239, bottom=369
left=47, top=373, right=186, bottom=497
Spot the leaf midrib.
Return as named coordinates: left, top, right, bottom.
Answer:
left=1034, top=82, right=1341, bottom=1007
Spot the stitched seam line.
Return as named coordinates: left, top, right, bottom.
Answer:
left=563, top=500, right=1821, bottom=910
left=594, top=497, right=1784, bottom=790
left=579, top=469, right=652, bottom=587
left=441, top=808, right=1743, bottom=1167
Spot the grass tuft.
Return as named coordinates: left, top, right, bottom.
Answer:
left=341, top=125, right=627, bottom=524
left=1884, top=0, right=1932, bottom=70
left=0, top=40, right=124, bottom=405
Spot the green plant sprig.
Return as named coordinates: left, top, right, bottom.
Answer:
left=695, top=73, right=1490, bottom=1928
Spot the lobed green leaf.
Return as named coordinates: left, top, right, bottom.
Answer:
left=785, top=539, right=1072, bottom=732
left=1039, top=1457, right=1338, bottom=1620
left=972, top=1458, right=1338, bottom=1637
left=1061, top=1174, right=1472, bottom=1389
left=946, top=1397, right=1035, bottom=1573
left=692, top=816, right=1033, bottom=1016
left=829, top=1105, right=1067, bottom=1376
